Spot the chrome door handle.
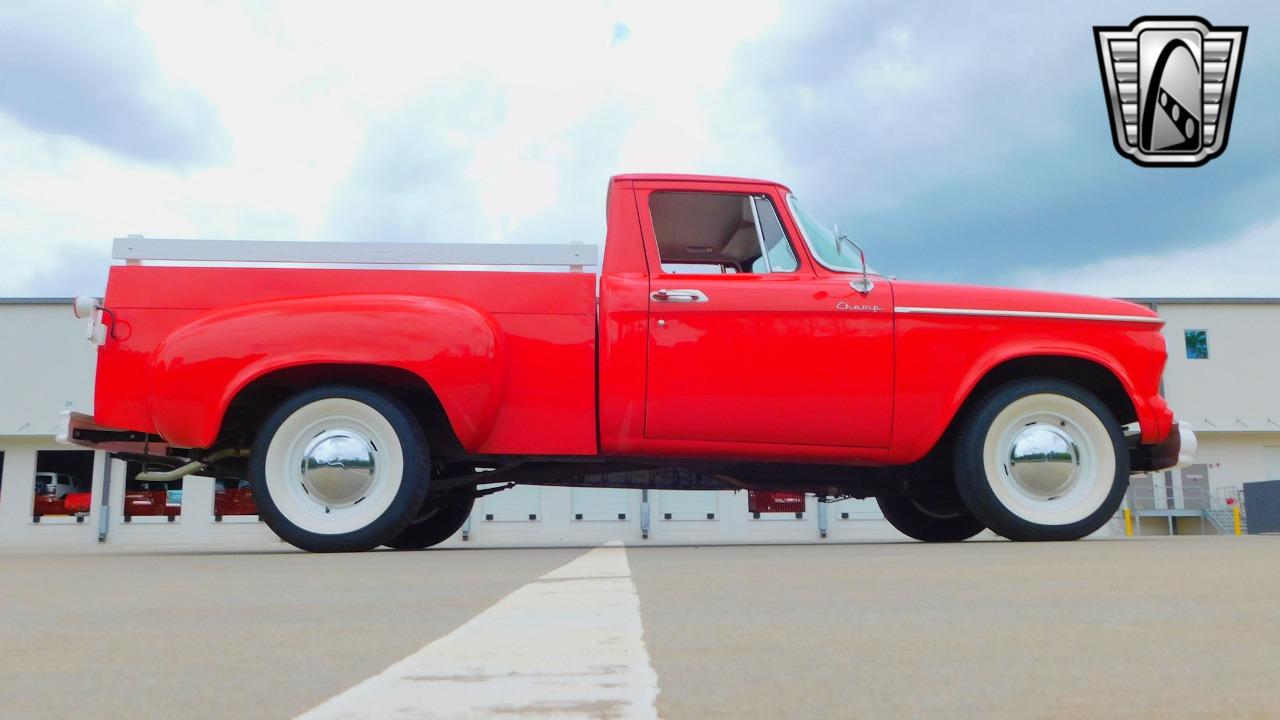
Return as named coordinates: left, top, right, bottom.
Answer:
left=651, top=289, right=709, bottom=303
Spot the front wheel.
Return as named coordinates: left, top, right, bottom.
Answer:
left=877, top=495, right=985, bottom=542
left=953, top=378, right=1128, bottom=541
left=384, top=498, right=474, bottom=550
left=250, top=385, right=430, bottom=553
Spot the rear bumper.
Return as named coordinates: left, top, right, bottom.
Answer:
left=1130, top=420, right=1197, bottom=472
left=56, top=411, right=172, bottom=457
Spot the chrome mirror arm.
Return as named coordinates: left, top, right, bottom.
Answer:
left=833, top=223, right=874, bottom=295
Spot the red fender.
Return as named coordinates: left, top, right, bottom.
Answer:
left=145, top=294, right=505, bottom=449
left=891, top=321, right=1167, bottom=463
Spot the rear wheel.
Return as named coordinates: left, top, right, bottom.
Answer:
left=250, top=385, right=430, bottom=553
left=384, top=498, right=474, bottom=550
left=953, top=378, right=1128, bottom=541
left=877, top=495, right=985, bottom=542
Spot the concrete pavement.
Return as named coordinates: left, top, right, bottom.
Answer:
left=627, top=538, right=1280, bottom=718
left=0, top=546, right=583, bottom=718
left=1, top=537, right=1276, bottom=719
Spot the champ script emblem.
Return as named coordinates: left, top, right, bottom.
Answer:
left=1094, top=16, right=1247, bottom=167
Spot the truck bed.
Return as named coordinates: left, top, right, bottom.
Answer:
left=97, top=265, right=600, bottom=456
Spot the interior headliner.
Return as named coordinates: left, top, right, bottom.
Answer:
left=649, top=192, right=762, bottom=268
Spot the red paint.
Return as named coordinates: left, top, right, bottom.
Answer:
left=748, top=491, right=807, bottom=513
left=214, top=488, right=257, bottom=516
left=33, top=495, right=67, bottom=518
left=99, top=267, right=597, bottom=454
left=90, top=173, right=1175, bottom=468
left=63, top=492, right=93, bottom=514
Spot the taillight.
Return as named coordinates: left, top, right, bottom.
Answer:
left=72, top=295, right=97, bottom=319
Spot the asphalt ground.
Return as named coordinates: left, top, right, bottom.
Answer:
left=1, top=536, right=1276, bottom=719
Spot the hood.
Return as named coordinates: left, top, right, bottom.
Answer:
left=890, top=280, right=1161, bottom=321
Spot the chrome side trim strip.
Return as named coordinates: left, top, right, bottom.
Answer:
left=895, top=306, right=1165, bottom=324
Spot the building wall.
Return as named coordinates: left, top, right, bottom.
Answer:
left=0, top=438, right=106, bottom=546
left=1153, top=302, right=1280, bottom=434
left=1142, top=300, right=1280, bottom=497
left=0, top=302, right=96, bottom=436
left=1177, top=432, right=1280, bottom=491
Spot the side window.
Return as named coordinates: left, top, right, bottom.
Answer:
left=649, top=192, right=798, bottom=275
left=752, top=196, right=798, bottom=272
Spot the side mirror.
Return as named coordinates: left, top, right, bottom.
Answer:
left=832, top=224, right=874, bottom=295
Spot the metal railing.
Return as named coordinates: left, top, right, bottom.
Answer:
left=1207, top=486, right=1248, bottom=534
left=1128, top=483, right=1211, bottom=512
left=113, top=235, right=599, bottom=270
left=1127, top=482, right=1247, bottom=535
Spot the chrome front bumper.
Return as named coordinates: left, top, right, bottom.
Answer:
left=1130, top=420, right=1197, bottom=472
left=1174, top=421, right=1198, bottom=468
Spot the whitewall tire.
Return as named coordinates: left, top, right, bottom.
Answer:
left=251, top=386, right=429, bottom=552
left=877, top=495, right=985, bottom=543
left=954, top=378, right=1128, bottom=541
left=384, top=497, right=475, bottom=550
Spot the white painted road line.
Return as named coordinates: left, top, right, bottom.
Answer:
left=297, top=542, right=659, bottom=720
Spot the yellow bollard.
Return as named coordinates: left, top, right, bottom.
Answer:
left=1233, top=504, right=1242, bottom=536
left=1123, top=507, right=1133, bottom=537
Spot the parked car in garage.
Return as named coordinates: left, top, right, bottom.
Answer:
left=32, top=494, right=68, bottom=518
left=59, top=173, right=1195, bottom=551
left=34, top=472, right=76, bottom=500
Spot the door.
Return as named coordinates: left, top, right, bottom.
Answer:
left=640, top=187, right=894, bottom=448
left=1179, top=463, right=1209, bottom=510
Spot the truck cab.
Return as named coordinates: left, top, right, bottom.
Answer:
left=60, top=173, right=1194, bottom=552
left=607, top=177, right=894, bottom=454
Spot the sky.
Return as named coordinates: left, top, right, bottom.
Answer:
left=0, top=0, right=1276, bottom=298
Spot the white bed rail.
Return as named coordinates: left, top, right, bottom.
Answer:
left=112, top=235, right=598, bottom=270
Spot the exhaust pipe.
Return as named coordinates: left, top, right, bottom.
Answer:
left=134, top=448, right=250, bottom=483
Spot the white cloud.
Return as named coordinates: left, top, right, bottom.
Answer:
left=0, top=0, right=786, bottom=295
left=726, top=2, right=1092, bottom=211
left=0, top=0, right=1274, bottom=297
left=0, top=1, right=225, bottom=166
left=1017, top=217, right=1280, bottom=298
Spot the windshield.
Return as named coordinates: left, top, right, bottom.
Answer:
left=786, top=195, right=868, bottom=273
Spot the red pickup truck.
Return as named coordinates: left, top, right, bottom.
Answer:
left=59, top=173, right=1194, bottom=552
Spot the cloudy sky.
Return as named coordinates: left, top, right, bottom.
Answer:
left=0, top=0, right=1276, bottom=298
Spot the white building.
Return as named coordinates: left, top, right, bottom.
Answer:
left=1, top=297, right=1275, bottom=548
left=1126, top=298, right=1280, bottom=534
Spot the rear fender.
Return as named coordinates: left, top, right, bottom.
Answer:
left=145, top=294, right=504, bottom=449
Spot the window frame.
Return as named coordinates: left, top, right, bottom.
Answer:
left=645, top=189, right=804, bottom=279
left=785, top=193, right=870, bottom=275
left=1184, top=328, right=1209, bottom=360
left=748, top=194, right=800, bottom=274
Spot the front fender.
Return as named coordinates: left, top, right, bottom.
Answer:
left=952, top=342, right=1144, bottom=426
left=146, top=294, right=505, bottom=449
left=892, top=317, right=1164, bottom=462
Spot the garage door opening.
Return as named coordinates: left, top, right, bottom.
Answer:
left=214, top=477, right=257, bottom=520
left=122, top=460, right=182, bottom=522
left=33, top=450, right=94, bottom=522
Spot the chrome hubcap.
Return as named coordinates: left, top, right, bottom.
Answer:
left=299, top=429, right=377, bottom=507
left=1007, top=424, right=1080, bottom=500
